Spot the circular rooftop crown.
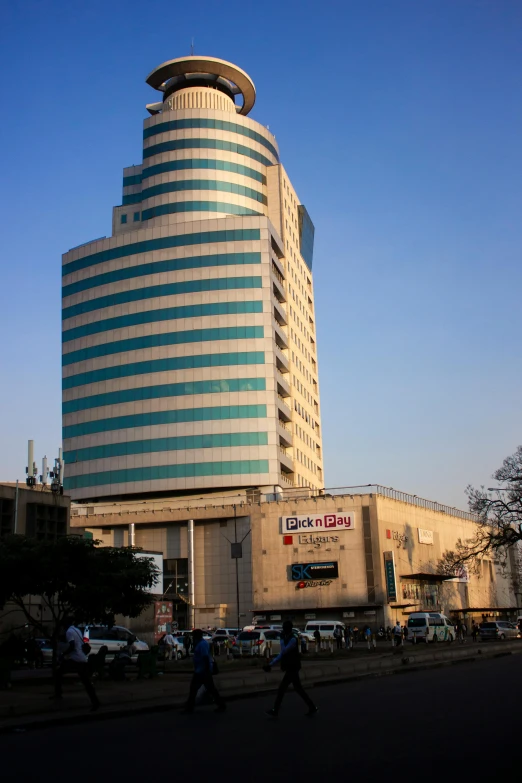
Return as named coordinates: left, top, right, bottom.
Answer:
left=145, top=55, right=256, bottom=116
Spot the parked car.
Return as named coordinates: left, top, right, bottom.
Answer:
left=81, top=625, right=149, bottom=662
left=479, top=621, right=519, bottom=641
left=233, top=630, right=277, bottom=656
left=213, top=628, right=240, bottom=640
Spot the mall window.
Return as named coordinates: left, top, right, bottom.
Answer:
left=133, top=212, right=140, bottom=222
left=120, top=214, right=127, bottom=224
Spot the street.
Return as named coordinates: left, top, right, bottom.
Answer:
left=1, top=654, right=519, bottom=780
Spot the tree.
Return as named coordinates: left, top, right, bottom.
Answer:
left=439, top=446, right=522, bottom=580
left=0, top=535, right=159, bottom=663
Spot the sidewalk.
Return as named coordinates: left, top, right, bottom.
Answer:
left=1, top=640, right=520, bottom=732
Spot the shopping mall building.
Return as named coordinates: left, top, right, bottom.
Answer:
left=71, top=484, right=521, bottom=632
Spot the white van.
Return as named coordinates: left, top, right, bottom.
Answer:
left=303, top=620, right=345, bottom=643
left=406, top=612, right=455, bottom=643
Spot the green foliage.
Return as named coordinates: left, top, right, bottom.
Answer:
left=0, top=535, right=158, bottom=641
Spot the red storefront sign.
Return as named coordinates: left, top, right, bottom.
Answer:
left=154, top=601, right=173, bottom=643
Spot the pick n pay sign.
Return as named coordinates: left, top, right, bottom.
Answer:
left=281, top=512, right=355, bottom=534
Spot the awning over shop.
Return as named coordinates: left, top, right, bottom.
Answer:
left=389, top=603, right=420, bottom=609
left=400, top=573, right=454, bottom=582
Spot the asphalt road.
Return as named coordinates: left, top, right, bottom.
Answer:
left=2, top=654, right=519, bottom=780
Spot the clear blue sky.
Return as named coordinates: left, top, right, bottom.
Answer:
left=1, top=0, right=521, bottom=508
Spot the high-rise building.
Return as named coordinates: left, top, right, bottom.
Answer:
left=62, top=55, right=324, bottom=501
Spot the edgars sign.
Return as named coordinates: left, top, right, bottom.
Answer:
left=282, top=512, right=355, bottom=533
left=291, top=561, right=339, bottom=581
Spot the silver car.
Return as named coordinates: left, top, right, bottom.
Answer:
left=478, top=621, right=519, bottom=641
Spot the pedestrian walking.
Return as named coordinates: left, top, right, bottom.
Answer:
left=334, top=626, right=343, bottom=650
left=393, top=622, right=402, bottom=647
left=264, top=620, right=318, bottom=718
left=364, top=626, right=373, bottom=651
left=353, top=626, right=359, bottom=645
left=313, top=628, right=321, bottom=651
left=163, top=632, right=176, bottom=661
left=403, top=624, right=409, bottom=643
left=471, top=622, right=478, bottom=642
left=53, top=617, right=100, bottom=711
left=182, top=629, right=226, bottom=713
left=344, top=626, right=352, bottom=650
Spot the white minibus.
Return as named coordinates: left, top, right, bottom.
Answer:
left=406, top=612, right=455, bottom=643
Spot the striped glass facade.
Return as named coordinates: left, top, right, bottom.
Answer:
left=62, top=56, right=324, bottom=500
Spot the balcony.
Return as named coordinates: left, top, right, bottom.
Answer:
left=272, top=277, right=287, bottom=304
left=273, top=301, right=288, bottom=326
left=279, top=448, right=294, bottom=473
left=275, top=346, right=290, bottom=374
left=277, top=396, right=292, bottom=422
left=274, top=321, right=288, bottom=350
left=279, top=468, right=294, bottom=485
left=277, top=418, right=293, bottom=447
left=272, top=257, right=285, bottom=281
left=276, top=371, right=291, bottom=398
left=277, top=393, right=292, bottom=421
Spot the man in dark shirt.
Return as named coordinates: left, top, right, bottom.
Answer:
left=182, top=629, right=225, bottom=714
left=264, top=620, right=318, bottom=717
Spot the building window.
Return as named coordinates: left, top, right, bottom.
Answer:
left=121, top=214, right=127, bottom=224
left=133, top=212, right=140, bottom=222
left=25, top=503, right=67, bottom=541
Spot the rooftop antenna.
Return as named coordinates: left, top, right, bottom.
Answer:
left=190, top=37, right=194, bottom=56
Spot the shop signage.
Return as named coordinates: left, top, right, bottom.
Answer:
left=296, top=580, right=333, bottom=589
left=364, top=610, right=376, bottom=616
left=418, top=528, right=434, bottom=545
left=281, top=512, right=355, bottom=534
left=270, top=615, right=282, bottom=621
left=291, top=561, right=339, bottom=581
left=154, top=601, right=173, bottom=644
left=343, top=611, right=355, bottom=618
left=386, top=529, right=408, bottom=545
left=299, top=534, right=339, bottom=547
left=383, top=551, right=397, bottom=602
left=304, top=613, right=316, bottom=620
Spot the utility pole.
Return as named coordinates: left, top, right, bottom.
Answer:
left=230, top=503, right=251, bottom=631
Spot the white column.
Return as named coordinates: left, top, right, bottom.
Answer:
left=187, top=519, right=195, bottom=629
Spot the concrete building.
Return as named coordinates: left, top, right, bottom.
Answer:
left=0, top=483, right=70, bottom=541
left=71, top=485, right=520, bottom=631
left=62, top=55, right=323, bottom=501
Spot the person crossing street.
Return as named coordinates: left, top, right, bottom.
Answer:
left=264, top=620, right=318, bottom=718
left=182, top=629, right=226, bottom=714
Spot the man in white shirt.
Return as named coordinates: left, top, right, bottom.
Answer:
left=53, top=617, right=100, bottom=710
left=163, top=632, right=176, bottom=661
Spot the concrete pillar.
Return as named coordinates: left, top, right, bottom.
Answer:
left=187, top=519, right=195, bottom=629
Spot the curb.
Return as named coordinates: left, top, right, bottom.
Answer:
left=1, top=644, right=521, bottom=734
